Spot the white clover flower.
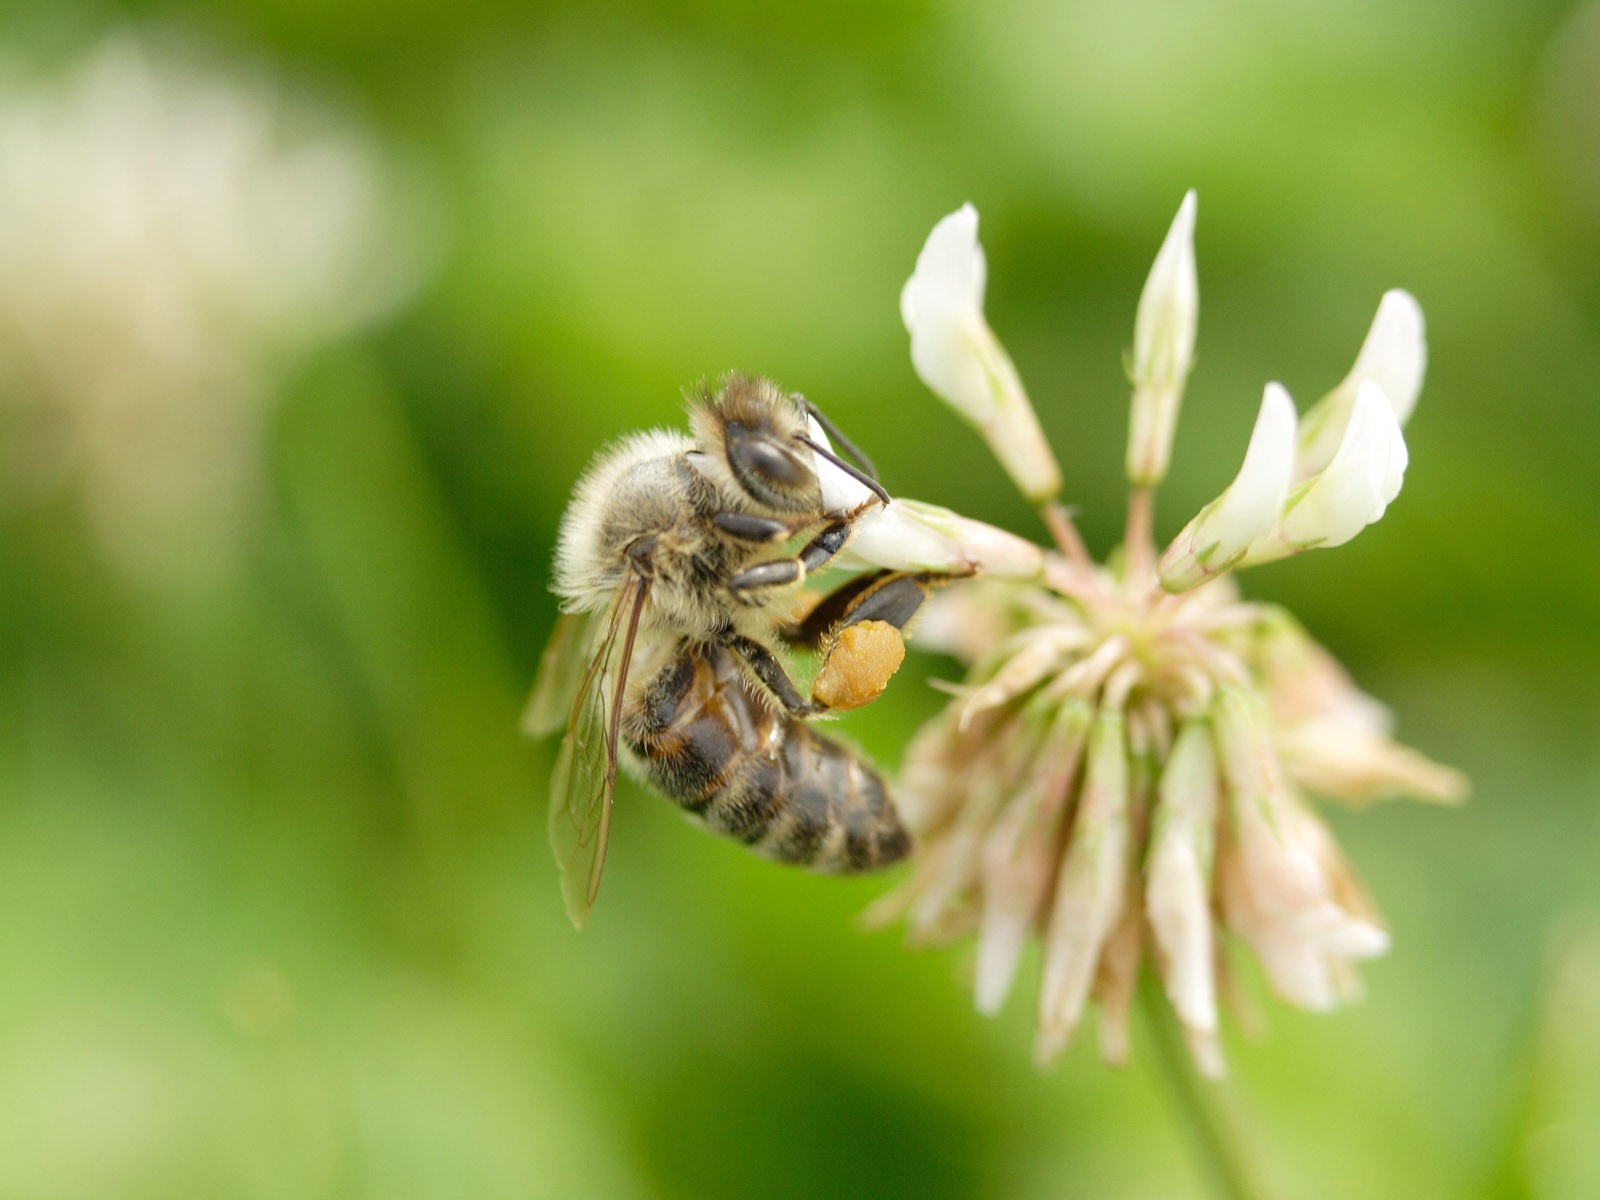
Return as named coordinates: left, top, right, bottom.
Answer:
left=0, top=35, right=428, bottom=582
left=1126, top=190, right=1199, bottom=487
left=901, top=205, right=1063, bottom=503
left=874, top=192, right=1463, bottom=1076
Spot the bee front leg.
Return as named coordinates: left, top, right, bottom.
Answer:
left=724, top=517, right=855, bottom=608
left=711, top=513, right=799, bottom=544
left=797, top=519, right=854, bottom=573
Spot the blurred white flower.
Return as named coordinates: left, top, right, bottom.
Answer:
left=1126, top=190, right=1198, bottom=487
left=900, top=205, right=1062, bottom=503
left=0, top=34, right=430, bottom=583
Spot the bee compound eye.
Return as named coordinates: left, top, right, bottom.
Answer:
left=726, top=421, right=811, bottom=501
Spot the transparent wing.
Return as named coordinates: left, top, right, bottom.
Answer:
left=522, top=611, right=595, bottom=738
left=547, top=576, right=651, bottom=928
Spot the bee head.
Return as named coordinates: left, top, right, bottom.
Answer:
left=689, top=374, right=821, bottom=513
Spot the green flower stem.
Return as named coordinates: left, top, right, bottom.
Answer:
left=1140, top=976, right=1274, bottom=1200
left=1125, top=485, right=1156, bottom=591
left=1040, top=498, right=1091, bottom=568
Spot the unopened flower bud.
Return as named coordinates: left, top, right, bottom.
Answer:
left=1125, top=190, right=1198, bottom=487
left=1297, top=290, right=1426, bottom=478
left=901, top=205, right=1062, bottom=503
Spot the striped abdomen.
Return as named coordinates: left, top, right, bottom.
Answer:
left=622, top=644, right=910, bottom=872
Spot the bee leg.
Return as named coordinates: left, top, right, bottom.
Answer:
left=830, top=571, right=956, bottom=635
left=726, top=557, right=805, bottom=606
left=712, top=512, right=799, bottom=543
left=724, top=634, right=824, bottom=717
left=787, top=570, right=923, bottom=649
left=725, top=517, right=855, bottom=608
left=805, top=570, right=969, bottom=711
left=797, top=519, right=853, bottom=572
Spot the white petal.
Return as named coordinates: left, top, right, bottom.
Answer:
left=1305, top=907, right=1390, bottom=959
left=1280, top=720, right=1470, bottom=806
left=1156, top=383, right=1295, bottom=591
left=1093, top=905, right=1143, bottom=1066
left=843, top=501, right=964, bottom=573
left=1280, top=383, right=1407, bottom=549
left=900, top=203, right=986, bottom=328
left=975, top=721, right=1084, bottom=1016
left=900, top=205, right=992, bottom=424
left=1296, top=290, right=1427, bottom=477
left=840, top=498, right=1045, bottom=578
left=1036, top=710, right=1129, bottom=1052
left=1357, top=290, right=1428, bottom=426
left=1147, top=722, right=1220, bottom=1033
left=805, top=415, right=874, bottom=512
left=1202, top=383, right=1297, bottom=553
left=906, top=310, right=996, bottom=426
left=899, top=206, right=1062, bottom=502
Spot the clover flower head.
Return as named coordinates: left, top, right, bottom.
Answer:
left=870, top=195, right=1465, bottom=1075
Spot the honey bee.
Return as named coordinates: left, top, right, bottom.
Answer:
left=524, top=375, right=948, bottom=926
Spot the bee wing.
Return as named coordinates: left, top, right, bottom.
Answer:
left=547, top=575, right=651, bottom=928
left=522, top=611, right=596, bottom=738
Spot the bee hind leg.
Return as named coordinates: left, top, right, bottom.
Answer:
left=800, top=570, right=969, bottom=711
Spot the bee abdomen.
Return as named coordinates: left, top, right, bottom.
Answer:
left=625, top=648, right=909, bottom=873
left=755, top=723, right=908, bottom=876
left=701, top=725, right=909, bottom=872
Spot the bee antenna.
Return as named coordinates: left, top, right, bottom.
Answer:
left=796, top=434, right=891, bottom=506
left=794, top=396, right=878, bottom=479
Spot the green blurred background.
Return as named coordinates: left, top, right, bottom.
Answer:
left=1, top=1, right=1597, bottom=1196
